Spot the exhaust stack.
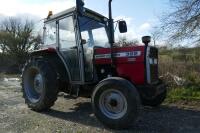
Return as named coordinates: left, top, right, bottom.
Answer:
left=108, top=0, right=114, bottom=45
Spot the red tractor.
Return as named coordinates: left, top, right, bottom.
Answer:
left=22, top=0, right=166, bottom=129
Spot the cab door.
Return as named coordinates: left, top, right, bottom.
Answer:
left=58, top=15, right=83, bottom=82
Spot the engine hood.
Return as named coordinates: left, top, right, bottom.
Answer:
left=94, top=46, right=145, bottom=64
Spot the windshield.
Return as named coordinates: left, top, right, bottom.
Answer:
left=79, top=16, right=110, bottom=48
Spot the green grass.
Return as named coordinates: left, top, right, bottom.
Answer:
left=166, top=87, right=200, bottom=103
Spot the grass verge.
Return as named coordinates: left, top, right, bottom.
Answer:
left=165, top=86, right=200, bottom=103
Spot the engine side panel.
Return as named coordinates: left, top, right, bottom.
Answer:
left=94, top=46, right=145, bottom=85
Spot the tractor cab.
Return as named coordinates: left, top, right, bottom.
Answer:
left=42, top=7, right=126, bottom=84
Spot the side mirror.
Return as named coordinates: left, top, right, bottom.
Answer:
left=119, top=21, right=127, bottom=33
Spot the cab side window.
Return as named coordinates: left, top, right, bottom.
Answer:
left=44, top=21, right=56, bottom=45
left=59, top=16, right=76, bottom=49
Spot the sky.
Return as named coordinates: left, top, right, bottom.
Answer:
left=0, top=0, right=170, bottom=42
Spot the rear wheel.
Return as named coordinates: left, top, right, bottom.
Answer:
left=22, top=59, right=59, bottom=111
left=92, top=77, right=140, bottom=129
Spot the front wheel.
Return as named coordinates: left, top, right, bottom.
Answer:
left=92, top=77, right=140, bottom=129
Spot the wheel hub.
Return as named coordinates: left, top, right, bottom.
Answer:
left=34, top=74, right=43, bottom=94
left=99, top=89, right=128, bottom=119
left=110, top=99, right=118, bottom=107
left=24, top=68, right=44, bottom=103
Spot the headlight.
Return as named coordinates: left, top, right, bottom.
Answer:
left=149, top=58, right=158, bottom=65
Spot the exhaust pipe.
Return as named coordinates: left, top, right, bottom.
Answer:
left=108, top=0, right=114, bottom=45
left=108, top=0, right=116, bottom=69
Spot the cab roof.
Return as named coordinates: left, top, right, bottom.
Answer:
left=44, top=7, right=107, bottom=23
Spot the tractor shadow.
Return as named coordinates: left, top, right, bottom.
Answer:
left=43, top=101, right=104, bottom=128
left=43, top=100, right=200, bottom=132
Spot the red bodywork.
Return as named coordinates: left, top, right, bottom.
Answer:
left=94, top=46, right=146, bottom=85
left=31, top=47, right=56, bottom=54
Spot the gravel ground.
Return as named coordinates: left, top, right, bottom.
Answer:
left=1, top=76, right=200, bottom=133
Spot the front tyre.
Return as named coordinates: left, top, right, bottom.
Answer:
left=142, top=89, right=167, bottom=107
left=22, top=59, right=59, bottom=111
left=92, top=77, right=140, bottom=129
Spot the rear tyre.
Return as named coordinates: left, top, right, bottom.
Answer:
left=142, top=89, right=167, bottom=107
left=92, top=77, right=140, bottom=129
left=22, top=59, right=59, bottom=111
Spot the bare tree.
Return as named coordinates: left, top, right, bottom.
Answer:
left=0, top=17, right=42, bottom=67
left=115, top=36, right=139, bottom=47
left=161, top=0, right=200, bottom=44
left=151, top=27, right=162, bottom=47
left=0, top=22, right=6, bottom=53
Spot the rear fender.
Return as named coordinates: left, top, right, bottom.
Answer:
left=31, top=48, right=56, bottom=56
left=30, top=48, right=71, bottom=86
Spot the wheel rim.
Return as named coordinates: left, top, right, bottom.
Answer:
left=24, top=67, right=44, bottom=103
left=34, top=74, right=43, bottom=94
left=99, top=89, right=127, bottom=119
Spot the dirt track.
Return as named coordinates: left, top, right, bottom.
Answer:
left=1, top=76, right=200, bottom=133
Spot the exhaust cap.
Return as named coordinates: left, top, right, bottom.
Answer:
left=142, top=36, right=151, bottom=45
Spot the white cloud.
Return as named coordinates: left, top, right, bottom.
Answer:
left=0, top=0, right=162, bottom=45
left=114, top=16, right=153, bottom=43
left=114, top=16, right=138, bottom=41
left=139, top=23, right=151, bottom=32
left=114, top=16, right=161, bottom=45
left=0, top=0, right=76, bottom=35
left=138, top=18, right=159, bottom=35
left=0, top=0, right=75, bottom=18
left=0, top=14, right=5, bottom=21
